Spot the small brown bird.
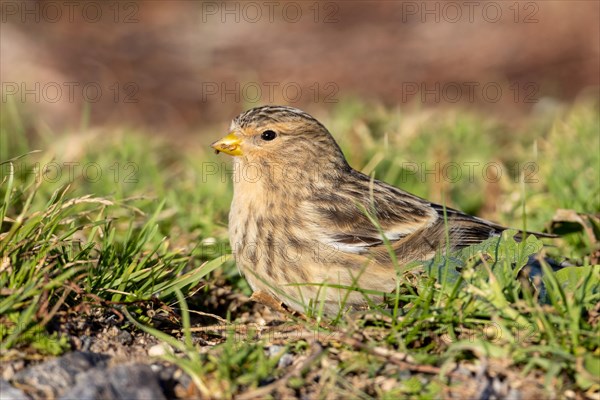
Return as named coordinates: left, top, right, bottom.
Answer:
left=212, top=106, right=551, bottom=315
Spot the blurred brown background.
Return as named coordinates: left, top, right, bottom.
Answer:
left=1, top=0, right=599, bottom=134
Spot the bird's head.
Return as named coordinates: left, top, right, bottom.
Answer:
left=211, top=106, right=349, bottom=171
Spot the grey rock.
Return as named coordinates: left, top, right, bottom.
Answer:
left=267, top=345, right=284, bottom=357
left=79, top=335, right=93, bottom=352
left=60, top=364, right=166, bottom=400
left=267, top=345, right=294, bottom=369
left=115, top=330, right=133, bottom=346
left=277, top=353, right=294, bottom=369
left=11, top=352, right=109, bottom=398
left=0, top=379, right=30, bottom=400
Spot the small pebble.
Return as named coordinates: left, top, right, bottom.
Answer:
left=148, top=343, right=172, bottom=357
left=278, top=354, right=294, bottom=369
left=1, top=360, right=24, bottom=381
left=116, top=330, right=133, bottom=346
left=267, top=345, right=284, bottom=357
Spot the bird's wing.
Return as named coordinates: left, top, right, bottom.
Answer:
left=301, top=174, right=440, bottom=255
left=301, top=170, right=525, bottom=257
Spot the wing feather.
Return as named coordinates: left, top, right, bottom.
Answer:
left=302, top=170, right=552, bottom=259
left=302, top=173, right=438, bottom=254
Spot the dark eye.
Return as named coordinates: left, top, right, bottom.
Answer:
left=260, top=130, right=277, bottom=141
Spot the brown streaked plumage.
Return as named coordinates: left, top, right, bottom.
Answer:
left=212, top=105, right=553, bottom=315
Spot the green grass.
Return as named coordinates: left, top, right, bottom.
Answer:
left=1, top=98, right=599, bottom=398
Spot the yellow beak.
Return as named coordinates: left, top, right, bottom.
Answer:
left=211, top=132, right=242, bottom=156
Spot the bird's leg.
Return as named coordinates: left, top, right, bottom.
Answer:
left=249, top=290, right=287, bottom=312
left=249, top=290, right=308, bottom=320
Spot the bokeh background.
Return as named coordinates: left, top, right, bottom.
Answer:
left=2, top=0, right=599, bottom=134
left=1, top=4, right=599, bottom=397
